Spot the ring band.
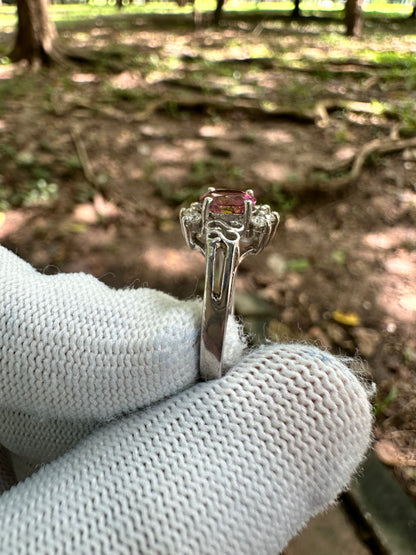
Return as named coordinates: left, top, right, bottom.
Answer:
left=180, top=188, right=279, bottom=380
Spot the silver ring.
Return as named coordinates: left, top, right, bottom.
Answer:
left=180, top=188, right=279, bottom=380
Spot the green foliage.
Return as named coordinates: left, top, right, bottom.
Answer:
left=0, top=75, right=35, bottom=114
left=286, top=258, right=310, bottom=272
left=74, top=182, right=96, bottom=204
left=0, top=179, right=59, bottom=210
left=0, top=144, right=17, bottom=159
left=331, top=248, right=347, bottom=265
left=374, top=386, right=398, bottom=416
left=155, top=181, right=206, bottom=206
left=395, top=102, right=416, bottom=134
left=373, top=51, right=416, bottom=71
left=22, top=179, right=59, bottom=207
left=188, top=159, right=245, bottom=187
left=404, top=347, right=416, bottom=366
left=261, top=184, right=298, bottom=217
left=64, top=156, right=83, bottom=171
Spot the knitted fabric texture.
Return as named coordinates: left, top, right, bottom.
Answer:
left=0, top=246, right=243, bottom=462
left=0, top=246, right=372, bottom=553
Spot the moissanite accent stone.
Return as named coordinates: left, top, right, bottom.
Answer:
left=200, top=189, right=256, bottom=215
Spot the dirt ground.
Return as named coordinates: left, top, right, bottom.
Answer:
left=0, top=11, right=415, bottom=498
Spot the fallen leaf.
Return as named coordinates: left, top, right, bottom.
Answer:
left=332, top=310, right=361, bottom=326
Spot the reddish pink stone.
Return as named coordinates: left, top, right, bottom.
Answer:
left=200, top=189, right=256, bottom=215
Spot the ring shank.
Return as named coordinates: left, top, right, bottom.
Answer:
left=200, top=231, right=240, bottom=380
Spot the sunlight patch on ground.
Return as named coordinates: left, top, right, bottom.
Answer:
left=400, top=295, right=416, bottom=312
left=252, top=161, right=290, bottom=182
left=335, top=146, right=356, bottom=161
left=384, top=254, right=415, bottom=276
left=90, top=27, right=113, bottom=37
left=110, top=70, right=144, bottom=89
left=363, top=227, right=416, bottom=250
left=72, top=195, right=120, bottom=224
left=375, top=249, right=416, bottom=323
left=0, top=210, right=27, bottom=240
left=0, top=64, right=19, bottom=80
left=199, top=124, right=228, bottom=138
left=153, top=165, right=188, bottom=184
left=378, top=279, right=416, bottom=323
left=72, top=32, right=90, bottom=45
left=152, top=140, right=207, bottom=164
left=262, top=129, right=294, bottom=145
left=143, top=246, right=204, bottom=278
left=71, top=73, right=97, bottom=84
left=150, top=144, right=185, bottom=163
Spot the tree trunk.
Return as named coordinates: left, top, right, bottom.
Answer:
left=345, top=0, right=364, bottom=37
left=292, top=0, right=301, bottom=18
left=9, top=0, right=60, bottom=65
left=213, top=0, right=225, bottom=25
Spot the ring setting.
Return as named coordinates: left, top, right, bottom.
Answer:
left=180, top=188, right=279, bottom=380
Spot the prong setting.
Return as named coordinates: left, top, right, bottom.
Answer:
left=180, top=190, right=279, bottom=258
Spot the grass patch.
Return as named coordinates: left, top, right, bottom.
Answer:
left=0, top=1, right=414, bottom=31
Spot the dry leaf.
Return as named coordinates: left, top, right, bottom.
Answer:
left=332, top=310, right=361, bottom=326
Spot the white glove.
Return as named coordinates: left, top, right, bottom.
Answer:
left=0, top=245, right=372, bottom=554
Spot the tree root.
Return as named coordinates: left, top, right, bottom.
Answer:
left=49, top=64, right=401, bottom=131
left=70, top=125, right=98, bottom=187
left=9, top=39, right=65, bottom=68
left=312, top=135, right=416, bottom=190
left=53, top=91, right=320, bottom=124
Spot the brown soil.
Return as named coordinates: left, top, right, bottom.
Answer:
left=0, top=12, right=415, bottom=498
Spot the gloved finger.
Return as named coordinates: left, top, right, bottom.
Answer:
left=0, top=245, right=244, bottom=424
left=0, top=406, right=96, bottom=466
left=0, top=343, right=372, bottom=555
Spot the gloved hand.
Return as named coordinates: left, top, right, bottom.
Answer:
left=0, top=245, right=372, bottom=554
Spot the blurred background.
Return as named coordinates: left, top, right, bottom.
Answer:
left=0, top=0, right=415, bottom=551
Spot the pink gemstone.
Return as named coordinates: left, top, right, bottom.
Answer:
left=200, top=189, right=256, bottom=215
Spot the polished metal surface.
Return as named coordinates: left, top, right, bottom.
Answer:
left=180, top=190, right=279, bottom=380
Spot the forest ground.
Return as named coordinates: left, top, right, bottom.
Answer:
left=0, top=8, right=415, bottom=499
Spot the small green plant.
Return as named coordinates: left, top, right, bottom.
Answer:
left=331, top=248, right=347, bottom=265
left=22, top=179, right=59, bottom=207
left=262, top=183, right=298, bottom=216
left=0, top=144, right=17, bottom=159
left=31, top=166, right=52, bottom=181
left=187, top=159, right=245, bottom=188
left=335, top=129, right=350, bottom=144
left=164, top=101, right=180, bottom=118
left=286, top=258, right=310, bottom=272
left=404, top=347, right=416, bottom=366
left=110, top=88, right=146, bottom=103
left=155, top=181, right=206, bottom=206
left=374, top=386, right=398, bottom=416
left=74, top=182, right=96, bottom=204
left=64, top=156, right=83, bottom=170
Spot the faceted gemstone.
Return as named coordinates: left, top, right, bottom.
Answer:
left=200, top=189, right=256, bottom=215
